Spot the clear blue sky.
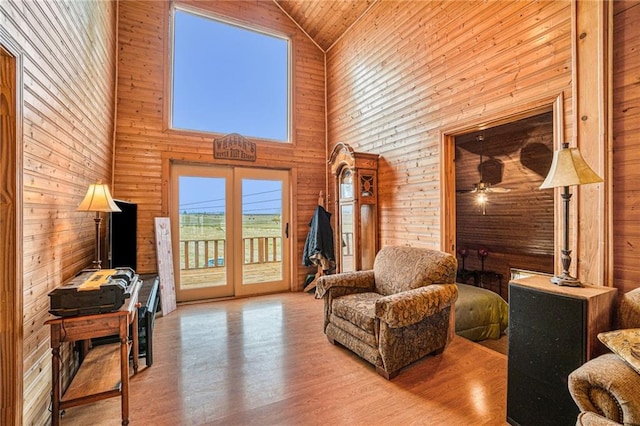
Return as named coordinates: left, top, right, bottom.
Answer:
left=172, top=8, right=288, bottom=142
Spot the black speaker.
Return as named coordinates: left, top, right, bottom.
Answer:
left=507, top=282, right=586, bottom=426
left=109, top=200, right=137, bottom=270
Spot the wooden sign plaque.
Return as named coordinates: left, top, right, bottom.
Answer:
left=213, top=133, right=256, bottom=162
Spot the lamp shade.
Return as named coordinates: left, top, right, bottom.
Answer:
left=77, top=182, right=122, bottom=212
left=539, top=145, right=603, bottom=189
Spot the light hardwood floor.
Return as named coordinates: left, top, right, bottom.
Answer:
left=59, top=292, right=508, bottom=425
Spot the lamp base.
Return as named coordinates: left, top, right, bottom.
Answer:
left=550, top=274, right=582, bottom=287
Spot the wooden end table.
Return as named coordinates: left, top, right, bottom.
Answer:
left=46, top=278, right=141, bottom=425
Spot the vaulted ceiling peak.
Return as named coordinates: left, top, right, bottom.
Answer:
left=274, top=0, right=376, bottom=51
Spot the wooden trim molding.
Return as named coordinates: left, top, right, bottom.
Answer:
left=572, top=0, right=613, bottom=286
left=440, top=132, right=457, bottom=255
left=0, top=31, right=24, bottom=426
left=440, top=94, right=562, bottom=257
left=110, top=0, right=120, bottom=185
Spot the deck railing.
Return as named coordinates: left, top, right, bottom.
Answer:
left=180, top=237, right=281, bottom=270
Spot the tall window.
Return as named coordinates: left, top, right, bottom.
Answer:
left=171, top=7, right=290, bottom=142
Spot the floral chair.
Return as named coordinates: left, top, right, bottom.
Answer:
left=569, top=287, right=640, bottom=425
left=315, top=246, right=458, bottom=379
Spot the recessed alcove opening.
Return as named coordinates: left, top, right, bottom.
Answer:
left=454, top=112, right=555, bottom=300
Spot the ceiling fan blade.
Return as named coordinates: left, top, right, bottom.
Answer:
left=488, top=187, right=511, bottom=193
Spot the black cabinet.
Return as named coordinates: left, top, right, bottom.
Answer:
left=506, top=275, right=616, bottom=426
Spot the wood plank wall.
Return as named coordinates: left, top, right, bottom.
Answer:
left=326, top=3, right=569, bottom=263
left=326, top=0, right=574, bottom=251
left=327, top=0, right=639, bottom=296
left=0, top=1, right=117, bottom=424
left=114, top=1, right=325, bottom=291
left=613, top=2, right=640, bottom=297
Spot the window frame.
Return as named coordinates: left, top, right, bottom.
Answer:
left=168, top=4, right=292, bottom=144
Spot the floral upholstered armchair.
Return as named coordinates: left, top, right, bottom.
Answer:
left=315, top=246, right=458, bottom=379
left=569, top=287, right=640, bottom=425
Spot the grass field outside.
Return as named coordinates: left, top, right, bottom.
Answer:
left=179, top=213, right=282, bottom=269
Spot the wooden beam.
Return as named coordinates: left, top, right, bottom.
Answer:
left=572, top=0, right=613, bottom=286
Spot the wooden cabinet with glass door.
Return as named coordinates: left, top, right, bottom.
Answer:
left=329, top=142, right=379, bottom=273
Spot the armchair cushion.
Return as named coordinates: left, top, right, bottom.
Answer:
left=332, top=292, right=381, bottom=334
left=597, top=329, right=640, bottom=375
left=373, top=246, right=457, bottom=295
left=375, top=284, right=458, bottom=328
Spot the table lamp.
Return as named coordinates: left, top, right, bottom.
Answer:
left=539, top=142, right=603, bottom=286
left=77, top=181, right=121, bottom=269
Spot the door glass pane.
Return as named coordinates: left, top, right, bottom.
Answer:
left=340, top=169, right=353, bottom=199
left=178, top=176, right=227, bottom=289
left=360, top=204, right=376, bottom=270
left=341, top=204, right=354, bottom=272
left=242, top=179, right=283, bottom=285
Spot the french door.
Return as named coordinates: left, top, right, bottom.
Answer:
left=170, top=163, right=290, bottom=301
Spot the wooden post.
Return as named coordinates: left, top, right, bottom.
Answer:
left=572, top=0, right=613, bottom=286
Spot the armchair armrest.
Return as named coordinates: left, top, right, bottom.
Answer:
left=618, top=287, right=640, bottom=329
left=375, top=284, right=458, bottom=328
left=569, top=353, right=640, bottom=425
left=576, top=412, right=621, bottom=426
left=315, top=270, right=375, bottom=299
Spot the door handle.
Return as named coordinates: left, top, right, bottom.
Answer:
left=285, top=223, right=289, bottom=238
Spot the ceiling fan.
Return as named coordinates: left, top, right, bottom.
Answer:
left=468, top=180, right=511, bottom=194
left=460, top=135, right=511, bottom=195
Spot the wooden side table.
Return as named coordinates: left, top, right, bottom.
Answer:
left=46, top=279, right=141, bottom=426
left=476, top=270, right=503, bottom=295
left=456, top=268, right=477, bottom=284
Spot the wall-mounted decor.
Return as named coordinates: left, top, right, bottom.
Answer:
left=213, top=133, right=256, bottom=161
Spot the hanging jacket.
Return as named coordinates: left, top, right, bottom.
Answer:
left=302, top=205, right=335, bottom=269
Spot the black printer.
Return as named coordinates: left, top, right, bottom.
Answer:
left=48, top=267, right=138, bottom=317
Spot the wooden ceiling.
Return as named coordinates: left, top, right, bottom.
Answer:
left=275, top=0, right=376, bottom=51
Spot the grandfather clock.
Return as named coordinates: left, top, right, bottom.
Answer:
left=329, top=142, right=379, bottom=272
